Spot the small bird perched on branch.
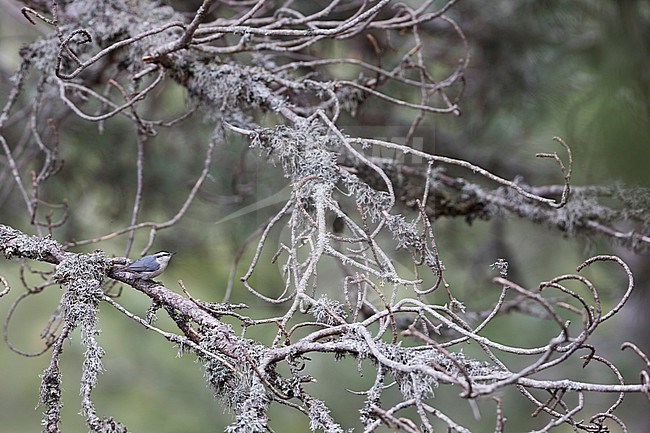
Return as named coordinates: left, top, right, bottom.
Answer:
left=123, top=251, right=175, bottom=279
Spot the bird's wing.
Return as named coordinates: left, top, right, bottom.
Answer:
left=125, top=258, right=150, bottom=272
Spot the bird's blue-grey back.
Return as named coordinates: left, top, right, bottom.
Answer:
left=126, top=255, right=159, bottom=272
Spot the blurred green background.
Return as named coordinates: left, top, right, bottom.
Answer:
left=1, top=1, right=649, bottom=432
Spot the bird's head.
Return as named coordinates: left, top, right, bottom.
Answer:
left=153, top=251, right=175, bottom=266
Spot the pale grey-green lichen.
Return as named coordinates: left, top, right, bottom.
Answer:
left=0, top=224, right=61, bottom=260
